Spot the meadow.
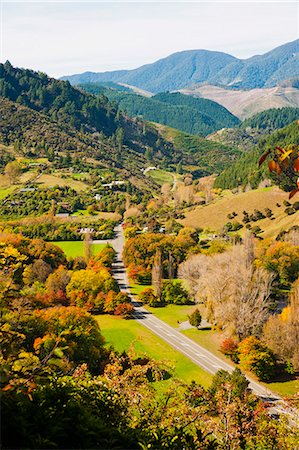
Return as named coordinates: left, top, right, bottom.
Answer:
left=53, top=240, right=107, bottom=258
left=96, top=314, right=212, bottom=387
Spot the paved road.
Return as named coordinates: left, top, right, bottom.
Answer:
left=98, top=225, right=299, bottom=421
left=105, top=226, right=280, bottom=398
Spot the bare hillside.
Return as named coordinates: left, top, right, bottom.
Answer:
left=179, top=85, right=299, bottom=119
left=180, top=187, right=299, bottom=238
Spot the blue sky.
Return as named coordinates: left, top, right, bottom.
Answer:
left=1, top=1, right=298, bottom=77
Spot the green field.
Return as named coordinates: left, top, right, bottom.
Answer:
left=0, top=186, right=16, bottom=200
left=53, top=241, right=107, bottom=258
left=147, top=169, right=174, bottom=186
left=96, top=314, right=212, bottom=388
left=145, top=304, right=198, bottom=328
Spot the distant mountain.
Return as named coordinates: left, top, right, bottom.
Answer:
left=61, top=39, right=299, bottom=92
left=180, top=84, right=299, bottom=119
left=78, top=85, right=240, bottom=136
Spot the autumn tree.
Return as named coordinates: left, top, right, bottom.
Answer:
left=262, top=278, right=299, bottom=372
left=5, top=161, right=22, bottom=184
left=152, top=249, right=162, bottom=299
left=179, top=245, right=274, bottom=339
left=259, top=141, right=299, bottom=198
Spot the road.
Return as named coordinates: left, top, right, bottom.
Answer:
left=98, top=224, right=299, bottom=421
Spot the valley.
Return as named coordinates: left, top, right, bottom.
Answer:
left=1, top=34, right=299, bottom=450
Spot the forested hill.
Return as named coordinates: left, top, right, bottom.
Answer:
left=62, top=39, right=299, bottom=91
left=0, top=61, right=180, bottom=185
left=0, top=61, right=241, bottom=180
left=77, top=85, right=240, bottom=136
left=241, top=107, right=299, bottom=130
left=214, top=121, right=299, bottom=190
left=207, top=107, right=299, bottom=153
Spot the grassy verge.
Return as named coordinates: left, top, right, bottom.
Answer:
left=95, top=314, right=212, bottom=387
left=53, top=241, right=106, bottom=258
left=144, top=304, right=197, bottom=328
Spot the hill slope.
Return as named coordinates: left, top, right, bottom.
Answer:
left=153, top=123, right=241, bottom=177
left=214, top=121, right=299, bottom=190
left=180, top=85, right=299, bottom=119
left=207, top=107, right=299, bottom=152
left=0, top=62, right=240, bottom=183
left=78, top=85, right=240, bottom=136
left=181, top=187, right=299, bottom=239
left=62, top=39, right=299, bottom=92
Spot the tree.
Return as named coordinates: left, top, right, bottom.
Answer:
left=179, top=245, right=274, bottom=339
left=161, top=280, right=190, bottom=305
left=5, top=161, right=21, bottom=184
left=152, top=250, right=162, bottom=299
left=238, top=336, right=276, bottom=381
left=262, top=277, right=299, bottom=372
left=259, top=142, right=299, bottom=198
left=139, top=288, right=160, bottom=306
left=188, top=308, right=202, bottom=328
left=83, top=231, right=92, bottom=262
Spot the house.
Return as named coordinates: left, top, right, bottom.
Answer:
left=20, top=188, right=36, bottom=192
left=102, top=180, right=125, bottom=189
left=79, top=227, right=94, bottom=234
left=55, top=213, right=70, bottom=218
left=94, top=194, right=102, bottom=201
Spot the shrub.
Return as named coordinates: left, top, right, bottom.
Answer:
left=220, top=338, right=239, bottom=363
left=139, top=288, right=160, bottom=307
left=161, top=280, right=191, bottom=305
left=285, top=207, right=296, bottom=215
left=238, top=336, right=276, bottom=381
left=114, top=302, right=134, bottom=318
left=188, top=308, right=202, bottom=328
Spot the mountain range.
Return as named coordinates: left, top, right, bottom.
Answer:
left=61, top=39, right=299, bottom=92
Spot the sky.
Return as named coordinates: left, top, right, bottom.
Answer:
left=0, top=1, right=298, bottom=77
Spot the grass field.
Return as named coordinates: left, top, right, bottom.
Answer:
left=53, top=241, right=107, bottom=258
left=145, top=304, right=198, bottom=328
left=95, top=314, right=212, bottom=387
left=140, top=302, right=299, bottom=396
left=36, top=173, right=89, bottom=191
left=146, top=169, right=174, bottom=186
left=0, top=186, right=16, bottom=200
left=181, top=187, right=299, bottom=238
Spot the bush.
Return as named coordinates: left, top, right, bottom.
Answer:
left=285, top=207, right=296, bottom=215
left=139, top=288, right=160, bottom=307
left=188, top=309, right=202, bottom=328
left=114, top=302, right=134, bottom=318
left=238, top=336, right=276, bottom=381
left=220, top=338, right=239, bottom=363
left=161, top=280, right=191, bottom=305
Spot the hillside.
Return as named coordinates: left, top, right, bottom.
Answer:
left=180, top=84, right=299, bottom=119
left=181, top=187, right=299, bottom=239
left=207, top=107, right=299, bottom=151
left=214, top=121, right=299, bottom=190
left=153, top=123, right=241, bottom=177
left=78, top=85, right=240, bottom=136
left=62, top=39, right=299, bottom=92
left=0, top=62, right=183, bottom=191
left=240, top=107, right=299, bottom=130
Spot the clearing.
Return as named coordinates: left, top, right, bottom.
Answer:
left=181, top=187, right=299, bottom=238
left=53, top=240, right=107, bottom=258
